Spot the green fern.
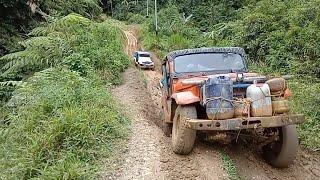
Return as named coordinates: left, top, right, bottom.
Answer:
left=28, top=27, right=50, bottom=36
left=49, top=13, right=91, bottom=33
left=38, top=0, right=102, bottom=18
left=0, top=81, right=23, bottom=87
left=0, top=36, right=71, bottom=76
left=29, top=13, right=91, bottom=37
left=0, top=13, right=129, bottom=82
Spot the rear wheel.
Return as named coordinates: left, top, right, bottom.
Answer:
left=263, top=125, right=299, bottom=168
left=172, top=105, right=197, bottom=155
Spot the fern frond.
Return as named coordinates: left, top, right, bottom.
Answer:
left=22, top=36, right=63, bottom=49
left=0, top=81, right=23, bottom=87
left=2, top=57, right=29, bottom=76
left=1, top=50, right=34, bottom=71
left=0, top=51, right=28, bottom=62
left=1, top=35, right=71, bottom=75
left=29, top=26, right=50, bottom=36
left=49, top=13, right=91, bottom=32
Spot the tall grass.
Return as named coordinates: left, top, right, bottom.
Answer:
left=289, top=79, right=320, bottom=150
left=1, top=69, right=129, bottom=179
left=0, top=14, right=130, bottom=179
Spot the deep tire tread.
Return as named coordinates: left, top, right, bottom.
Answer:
left=172, top=105, right=197, bottom=155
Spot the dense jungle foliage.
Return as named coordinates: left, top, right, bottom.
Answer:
left=0, top=0, right=105, bottom=106
left=0, top=0, right=102, bottom=55
left=1, top=1, right=320, bottom=178
left=0, top=1, right=130, bottom=178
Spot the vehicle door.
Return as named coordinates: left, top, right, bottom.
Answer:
left=160, top=60, right=172, bottom=122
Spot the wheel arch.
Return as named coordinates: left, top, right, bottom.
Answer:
left=171, top=91, right=200, bottom=105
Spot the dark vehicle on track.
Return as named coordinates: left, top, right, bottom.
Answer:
left=160, top=47, right=305, bottom=168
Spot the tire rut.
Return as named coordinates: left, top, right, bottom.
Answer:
left=224, top=144, right=320, bottom=180
left=104, top=30, right=227, bottom=179
left=110, top=67, right=227, bottom=179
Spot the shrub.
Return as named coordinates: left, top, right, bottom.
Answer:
left=1, top=13, right=129, bottom=84
left=141, top=6, right=197, bottom=58
left=0, top=22, right=24, bottom=55
left=39, top=0, right=102, bottom=18
left=127, top=13, right=147, bottom=24
left=0, top=0, right=102, bottom=57
left=289, top=79, right=320, bottom=149
left=0, top=68, right=129, bottom=179
left=203, top=0, right=320, bottom=78
left=0, top=14, right=131, bottom=178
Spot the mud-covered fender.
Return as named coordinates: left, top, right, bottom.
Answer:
left=171, top=91, right=200, bottom=105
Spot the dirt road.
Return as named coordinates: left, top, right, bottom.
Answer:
left=103, top=29, right=320, bottom=180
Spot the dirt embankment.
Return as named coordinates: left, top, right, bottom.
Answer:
left=102, top=29, right=320, bottom=180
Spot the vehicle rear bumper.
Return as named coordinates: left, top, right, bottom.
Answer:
left=185, top=114, right=305, bottom=130
left=139, top=64, right=154, bottom=69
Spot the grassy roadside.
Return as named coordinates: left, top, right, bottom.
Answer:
left=0, top=14, right=130, bottom=179
left=219, top=151, right=241, bottom=180
left=289, top=78, right=320, bottom=150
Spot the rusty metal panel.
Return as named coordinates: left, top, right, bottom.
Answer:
left=185, top=114, right=305, bottom=130
left=171, top=91, right=200, bottom=105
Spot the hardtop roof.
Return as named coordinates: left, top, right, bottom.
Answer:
left=136, top=51, right=151, bottom=55
left=165, top=47, right=247, bottom=61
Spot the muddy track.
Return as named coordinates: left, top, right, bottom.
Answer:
left=226, top=144, right=320, bottom=180
left=102, top=29, right=320, bottom=180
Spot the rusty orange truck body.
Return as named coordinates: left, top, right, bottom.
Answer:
left=160, top=47, right=305, bottom=168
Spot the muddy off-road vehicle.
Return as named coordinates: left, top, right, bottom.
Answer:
left=160, top=47, right=305, bottom=168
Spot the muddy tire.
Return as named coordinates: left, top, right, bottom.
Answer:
left=263, top=125, right=299, bottom=168
left=172, top=105, right=197, bottom=155
left=163, top=121, right=172, bottom=137
left=161, top=109, right=172, bottom=137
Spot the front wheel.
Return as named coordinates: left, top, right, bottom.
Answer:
left=263, top=125, right=299, bottom=168
left=172, top=105, right=197, bottom=155
left=160, top=109, right=172, bottom=137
